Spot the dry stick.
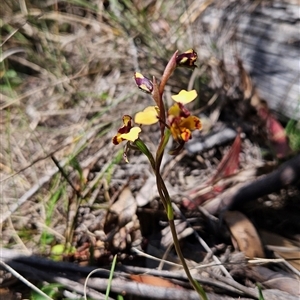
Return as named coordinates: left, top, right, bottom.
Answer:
left=3, top=247, right=297, bottom=299
left=131, top=247, right=182, bottom=268
left=0, top=260, right=53, bottom=300
left=0, top=48, right=26, bottom=62
left=248, top=256, right=300, bottom=277
left=0, top=248, right=256, bottom=298
left=55, top=276, right=109, bottom=300
left=172, top=203, right=233, bottom=279
left=271, top=252, right=300, bottom=277
left=216, top=154, right=300, bottom=213
left=5, top=260, right=109, bottom=300
left=86, top=277, right=205, bottom=300
left=51, top=155, right=82, bottom=198
left=133, top=246, right=235, bottom=271
left=120, top=265, right=257, bottom=298
left=86, top=276, right=256, bottom=300
left=208, top=272, right=259, bottom=299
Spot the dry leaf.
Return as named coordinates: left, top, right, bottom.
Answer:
left=105, top=187, right=137, bottom=232
left=183, top=132, right=241, bottom=209
left=260, top=230, right=300, bottom=271
left=223, top=211, right=265, bottom=258
left=258, top=105, right=291, bottom=158
left=238, top=58, right=253, bottom=100
left=210, top=129, right=241, bottom=183
left=136, top=175, right=178, bottom=207
left=130, top=274, right=178, bottom=288
left=136, top=176, right=157, bottom=207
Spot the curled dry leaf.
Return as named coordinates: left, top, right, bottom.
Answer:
left=105, top=187, right=137, bottom=231
left=136, top=175, right=178, bottom=207
left=130, top=274, right=179, bottom=288
left=258, top=106, right=291, bottom=158
left=183, top=131, right=241, bottom=209
left=210, top=129, right=241, bottom=184
left=136, top=175, right=157, bottom=207
left=104, top=188, right=141, bottom=251
left=223, top=211, right=265, bottom=258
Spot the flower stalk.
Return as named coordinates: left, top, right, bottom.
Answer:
left=113, top=49, right=206, bottom=299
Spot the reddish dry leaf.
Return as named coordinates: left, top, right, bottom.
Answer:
left=130, top=274, right=178, bottom=288
left=182, top=188, right=218, bottom=209
left=210, top=130, right=241, bottom=183
left=223, top=211, right=265, bottom=258
left=258, top=106, right=291, bottom=158
left=183, top=132, right=241, bottom=209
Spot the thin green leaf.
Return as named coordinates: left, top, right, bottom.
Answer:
left=105, top=255, right=118, bottom=300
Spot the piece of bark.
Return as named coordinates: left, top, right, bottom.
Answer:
left=192, top=0, right=300, bottom=120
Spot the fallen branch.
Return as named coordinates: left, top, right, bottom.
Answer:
left=204, top=154, right=300, bottom=214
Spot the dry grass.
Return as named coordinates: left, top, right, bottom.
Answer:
left=1, top=0, right=192, bottom=249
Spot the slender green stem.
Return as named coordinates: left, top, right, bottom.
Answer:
left=155, top=129, right=171, bottom=176
left=168, top=217, right=208, bottom=300
left=156, top=173, right=207, bottom=299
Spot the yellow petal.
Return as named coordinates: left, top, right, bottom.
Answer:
left=119, top=127, right=141, bottom=142
left=134, top=106, right=159, bottom=125
left=168, top=103, right=181, bottom=117
left=171, top=89, right=197, bottom=104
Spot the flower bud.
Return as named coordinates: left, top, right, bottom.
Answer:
left=176, top=49, right=197, bottom=68
left=134, top=72, right=153, bottom=93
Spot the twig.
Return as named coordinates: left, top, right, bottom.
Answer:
left=271, top=253, right=300, bottom=278
left=0, top=247, right=255, bottom=298
left=172, top=203, right=233, bottom=279
left=86, top=277, right=208, bottom=300
left=0, top=143, right=70, bottom=183
left=204, top=154, right=300, bottom=214
left=0, top=260, right=53, bottom=300
left=131, top=247, right=182, bottom=268
left=209, top=272, right=258, bottom=299
left=51, top=155, right=82, bottom=198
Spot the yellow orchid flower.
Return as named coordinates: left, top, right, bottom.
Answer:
left=112, top=115, right=141, bottom=145
left=171, top=89, right=197, bottom=104
left=168, top=103, right=202, bottom=143
left=118, top=127, right=141, bottom=142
